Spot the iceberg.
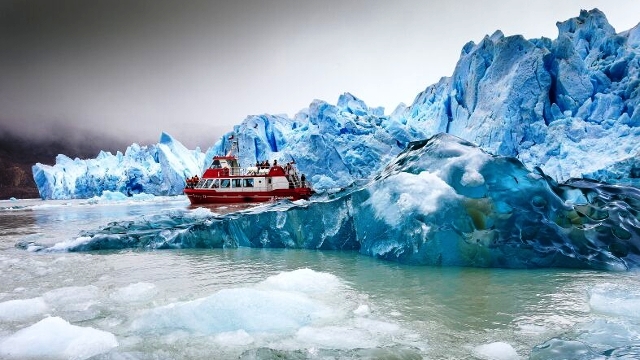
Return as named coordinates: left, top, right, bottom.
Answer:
left=31, top=134, right=640, bottom=270
left=32, top=9, right=640, bottom=200
left=32, top=132, right=205, bottom=199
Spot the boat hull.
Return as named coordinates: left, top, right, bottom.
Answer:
left=184, top=188, right=313, bottom=204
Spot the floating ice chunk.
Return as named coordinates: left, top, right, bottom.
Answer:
left=110, top=282, right=158, bottom=303
left=0, top=297, right=48, bottom=322
left=589, top=283, right=640, bottom=318
left=256, top=268, right=343, bottom=294
left=353, top=304, right=370, bottom=316
left=48, top=236, right=93, bottom=252
left=295, top=325, right=378, bottom=349
left=91, top=190, right=128, bottom=202
left=213, top=330, right=255, bottom=347
left=530, top=338, right=595, bottom=360
left=188, top=207, right=214, bottom=219
left=472, top=342, right=521, bottom=360
left=131, top=287, right=333, bottom=334
left=0, top=316, right=118, bottom=360
left=573, top=318, right=640, bottom=354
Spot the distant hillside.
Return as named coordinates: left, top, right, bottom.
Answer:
left=0, top=132, right=126, bottom=199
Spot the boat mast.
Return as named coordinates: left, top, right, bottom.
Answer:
left=225, top=134, right=238, bottom=157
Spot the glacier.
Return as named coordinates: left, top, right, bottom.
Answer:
left=32, top=9, right=640, bottom=200
left=32, top=132, right=205, bottom=199
left=27, top=134, right=640, bottom=270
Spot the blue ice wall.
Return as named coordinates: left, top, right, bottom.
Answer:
left=33, top=134, right=640, bottom=271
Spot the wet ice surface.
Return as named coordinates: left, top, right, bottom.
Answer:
left=0, top=316, right=118, bottom=359
left=38, top=135, right=640, bottom=273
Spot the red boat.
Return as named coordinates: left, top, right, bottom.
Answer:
left=183, top=143, right=313, bottom=204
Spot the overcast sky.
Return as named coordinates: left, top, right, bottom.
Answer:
left=1, top=0, right=640, bottom=149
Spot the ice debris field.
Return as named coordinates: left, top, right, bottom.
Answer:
left=0, top=269, right=426, bottom=360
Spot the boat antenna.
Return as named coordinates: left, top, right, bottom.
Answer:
left=288, top=153, right=297, bottom=164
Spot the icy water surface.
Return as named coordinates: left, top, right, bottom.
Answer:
left=1, top=197, right=639, bottom=359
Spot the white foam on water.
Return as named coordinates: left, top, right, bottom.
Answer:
left=472, top=341, right=521, bottom=360
left=110, top=282, right=158, bottom=303
left=0, top=297, right=48, bottom=322
left=0, top=316, right=118, bottom=360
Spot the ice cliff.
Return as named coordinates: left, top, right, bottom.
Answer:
left=407, top=9, right=640, bottom=185
left=31, top=134, right=640, bottom=271
left=32, top=133, right=204, bottom=199
left=32, top=9, right=640, bottom=199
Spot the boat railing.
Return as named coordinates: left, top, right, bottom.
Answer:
left=286, top=172, right=311, bottom=189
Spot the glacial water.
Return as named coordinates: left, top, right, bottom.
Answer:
left=1, top=196, right=639, bottom=359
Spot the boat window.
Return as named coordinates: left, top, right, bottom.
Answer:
left=220, top=179, right=230, bottom=188
left=243, top=178, right=254, bottom=187
left=203, top=179, right=214, bottom=188
left=210, top=179, right=219, bottom=188
left=196, top=179, right=206, bottom=188
left=210, top=159, right=221, bottom=169
left=268, top=178, right=272, bottom=184
left=232, top=179, right=242, bottom=188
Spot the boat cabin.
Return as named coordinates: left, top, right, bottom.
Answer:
left=202, top=156, right=241, bottom=177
